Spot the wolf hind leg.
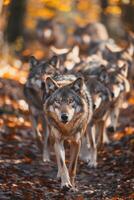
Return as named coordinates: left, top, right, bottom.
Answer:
left=30, top=114, right=43, bottom=152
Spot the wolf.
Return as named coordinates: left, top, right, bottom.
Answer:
left=75, top=57, right=130, bottom=145
left=24, top=55, right=59, bottom=159
left=80, top=58, right=130, bottom=134
left=51, top=45, right=80, bottom=72
left=102, top=44, right=134, bottom=84
left=36, top=19, right=67, bottom=48
left=73, top=22, right=109, bottom=54
left=79, top=61, right=130, bottom=167
left=91, top=63, right=130, bottom=131
left=43, top=75, right=92, bottom=189
left=79, top=76, right=111, bottom=167
left=105, top=65, right=130, bottom=132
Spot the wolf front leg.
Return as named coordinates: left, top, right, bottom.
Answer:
left=96, top=120, right=107, bottom=146
left=54, top=140, right=72, bottom=190
left=41, top=115, right=50, bottom=162
left=103, top=127, right=110, bottom=144
left=88, top=125, right=97, bottom=167
left=79, top=135, right=90, bottom=163
left=43, top=126, right=50, bottom=162
left=95, top=118, right=110, bottom=146
left=30, top=114, right=43, bottom=152
left=109, top=106, right=120, bottom=132
left=69, top=137, right=81, bottom=188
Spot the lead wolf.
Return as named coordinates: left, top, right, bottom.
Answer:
left=24, top=55, right=59, bottom=158
left=43, top=75, right=93, bottom=190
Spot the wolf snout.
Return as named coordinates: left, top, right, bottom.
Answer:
left=61, top=113, right=69, bottom=123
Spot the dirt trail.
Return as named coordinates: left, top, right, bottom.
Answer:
left=0, top=78, right=134, bottom=200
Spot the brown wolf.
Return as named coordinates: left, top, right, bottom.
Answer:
left=43, top=76, right=92, bottom=189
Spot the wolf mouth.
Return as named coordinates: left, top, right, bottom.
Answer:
left=61, top=120, right=68, bottom=124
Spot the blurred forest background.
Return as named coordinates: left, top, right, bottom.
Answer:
left=0, top=0, right=134, bottom=81
left=0, top=0, right=134, bottom=199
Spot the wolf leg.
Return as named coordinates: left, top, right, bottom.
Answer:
left=43, top=126, right=50, bottom=162
left=41, top=115, right=50, bottom=162
left=88, top=125, right=97, bottom=167
left=69, top=138, right=81, bottom=187
left=56, top=158, right=61, bottom=179
left=30, top=114, right=43, bottom=152
left=54, top=140, right=72, bottom=189
left=103, top=128, right=110, bottom=144
left=56, top=141, right=65, bottom=179
left=109, top=106, right=120, bottom=132
left=97, top=120, right=106, bottom=146
left=79, top=135, right=90, bottom=163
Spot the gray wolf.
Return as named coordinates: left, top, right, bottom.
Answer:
left=79, top=76, right=111, bottom=167
left=43, top=75, right=92, bottom=189
left=75, top=62, right=130, bottom=167
left=24, top=55, right=59, bottom=159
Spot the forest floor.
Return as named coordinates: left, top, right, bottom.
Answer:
left=0, top=78, right=134, bottom=200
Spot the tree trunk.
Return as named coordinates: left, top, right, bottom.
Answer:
left=5, top=0, right=26, bottom=43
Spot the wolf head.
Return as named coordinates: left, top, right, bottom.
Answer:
left=86, top=77, right=110, bottom=110
left=44, top=77, right=84, bottom=124
left=28, top=55, right=59, bottom=88
left=104, top=67, right=130, bottom=100
left=64, top=46, right=80, bottom=70
left=51, top=45, right=80, bottom=71
left=103, top=44, right=133, bottom=70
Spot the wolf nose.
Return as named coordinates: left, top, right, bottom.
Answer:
left=61, top=113, right=68, bottom=123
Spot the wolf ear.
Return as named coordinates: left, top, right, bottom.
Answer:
left=45, top=77, right=59, bottom=94
left=29, top=56, right=39, bottom=67
left=71, top=77, right=84, bottom=93
left=125, top=43, right=134, bottom=57
left=119, top=63, right=128, bottom=77
left=72, top=45, right=79, bottom=57
left=49, top=55, right=60, bottom=69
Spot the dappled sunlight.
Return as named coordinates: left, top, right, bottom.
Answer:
left=0, top=0, right=134, bottom=199
left=0, top=158, right=32, bottom=164
left=114, top=127, right=134, bottom=140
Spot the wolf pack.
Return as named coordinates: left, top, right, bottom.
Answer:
left=24, top=22, right=134, bottom=190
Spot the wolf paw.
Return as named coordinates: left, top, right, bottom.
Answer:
left=43, top=152, right=50, bottom=162
left=107, top=126, right=115, bottom=133
left=79, top=149, right=91, bottom=163
left=79, top=155, right=90, bottom=163
left=61, top=183, right=72, bottom=191
left=88, top=160, right=97, bottom=168
left=68, top=187, right=78, bottom=193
